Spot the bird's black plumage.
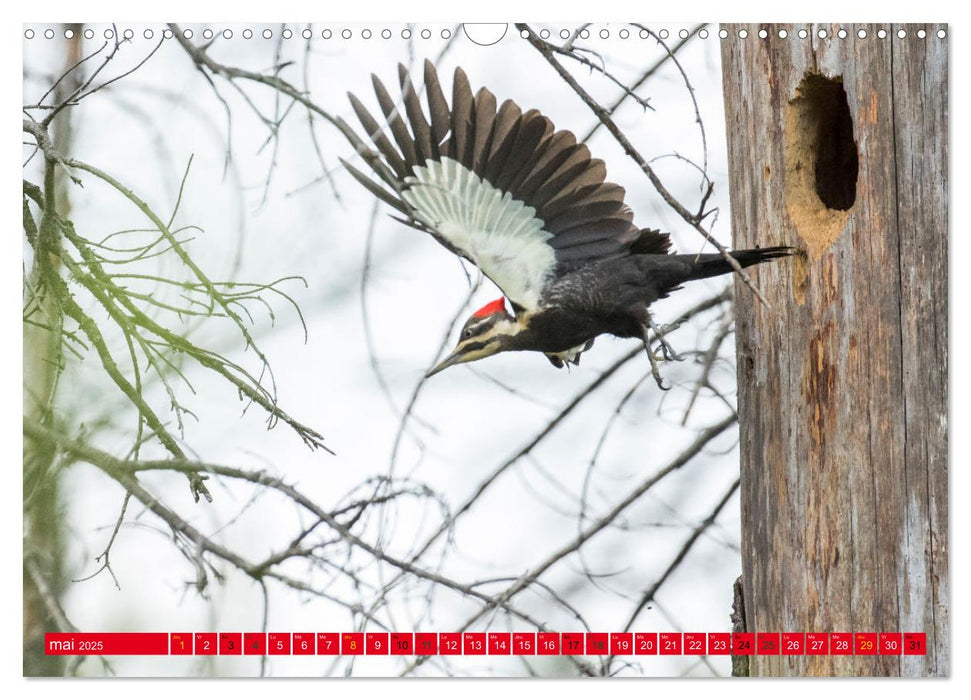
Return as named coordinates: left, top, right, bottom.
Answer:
left=510, top=246, right=794, bottom=354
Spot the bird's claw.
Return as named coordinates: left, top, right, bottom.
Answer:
left=647, top=349, right=671, bottom=391
left=641, top=324, right=671, bottom=390
left=641, top=317, right=686, bottom=390
left=657, top=339, right=683, bottom=362
left=649, top=319, right=685, bottom=362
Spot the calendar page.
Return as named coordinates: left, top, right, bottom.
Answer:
left=22, top=21, right=948, bottom=678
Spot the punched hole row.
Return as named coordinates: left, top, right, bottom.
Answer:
left=24, top=26, right=947, bottom=42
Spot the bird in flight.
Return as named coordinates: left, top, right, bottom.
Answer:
left=341, top=61, right=792, bottom=388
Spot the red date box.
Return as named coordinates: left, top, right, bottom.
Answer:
left=904, top=633, right=926, bottom=655
left=170, top=633, right=192, bottom=655
left=194, top=633, right=216, bottom=656
left=635, top=632, right=658, bottom=655
left=586, top=633, right=608, bottom=655
left=489, top=632, right=511, bottom=655
left=538, top=632, right=560, bottom=655
left=243, top=633, right=265, bottom=655
left=415, top=633, right=437, bottom=655
left=806, top=632, right=828, bottom=655
left=268, top=633, right=290, bottom=655
left=610, top=633, right=633, bottom=656
left=684, top=633, right=705, bottom=655
left=366, top=632, right=389, bottom=655
left=292, top=633, right=315, bottom=655
left=707, top=633, right=730, bottom=655
left=757, top=632, right=780, bottom=655
left=781, top=632, right=804, bottom=655
left=831, top=632, right=853, bottom=655
left=732, top=632, right=755, bottom=655
left=316, top=633, right=339, bottom=655
left=513, top=632, right=536, bottom=655
left=439, top=633, right=461, bottom=655
left=855, top=632, right=877, bottom=655
left=879, top=633, right=901, bottom=655
left=561, top=633, right=584, bottom=655
left=390, top=633, right=413, bottom=655
left=219, top=633, right=242, bottom=655
left=463, top=632, right=486, bottom=655
left=659, top=632, right=682, bottom=655
left=341, top=632, right=364, bottom=655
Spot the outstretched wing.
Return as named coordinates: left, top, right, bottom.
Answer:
left=342, top=60, right=652, bottom=313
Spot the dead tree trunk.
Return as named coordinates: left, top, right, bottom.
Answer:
left=721, top=24, right=947, bottom=676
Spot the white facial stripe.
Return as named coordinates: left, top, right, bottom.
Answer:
left=402, top=158, right=556, bottom=312
left=460, top=316, right=518, bottom=352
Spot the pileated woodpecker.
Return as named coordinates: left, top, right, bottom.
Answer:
left=342, top=61, right=792, bottom=387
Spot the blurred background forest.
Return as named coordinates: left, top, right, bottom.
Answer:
left=24, top=22, right=751, bottom=677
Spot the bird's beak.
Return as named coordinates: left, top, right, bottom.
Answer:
left=424, top=346, right=468, bottom=378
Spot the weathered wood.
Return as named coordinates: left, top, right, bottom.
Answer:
left=721, top=24, right=947, bottom=676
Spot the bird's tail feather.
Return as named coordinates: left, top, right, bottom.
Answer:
left=677, top=246, right=795, bottom=282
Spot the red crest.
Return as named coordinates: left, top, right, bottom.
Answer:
left=472, top=298, right=507, bottom=318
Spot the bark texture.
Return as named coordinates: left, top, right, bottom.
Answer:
left=721, top=23, right=948, bottom=676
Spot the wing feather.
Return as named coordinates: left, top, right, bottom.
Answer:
left=545, top=199, right=631, bottom=235
left=424, top=60, right=452, bottom=154
left=548, top=218, right=637, bottom=249
left=493, top=111, right=548, bottom=193
left=399, top=64, right=435, bottom=163
left=515, top=133, right=581, bottom=201
left=450, top=68, right=475, bottom=169
left=340, top=157, right=410, bottom=215
left=482, top=100, right=523, bottom=183
left=372, top=74, right=418, bottom=170
left=472, top=87, right=497, bottom=172
left=344, top=62, right=668, bottom=312
left=348, top=92, right=409, bottom=180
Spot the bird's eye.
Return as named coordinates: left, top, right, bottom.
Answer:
left=464, top=329, right=473, bottom=339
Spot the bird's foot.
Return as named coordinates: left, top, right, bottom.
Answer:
left=647, top=349, right=671, bottom=390
left=648, top=317, right=684, bottom=362
left=640, top=324, right=671, bottom=391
